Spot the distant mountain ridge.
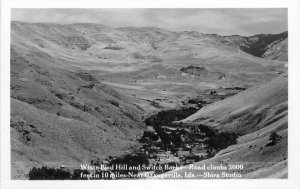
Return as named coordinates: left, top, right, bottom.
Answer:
left=10, top=21, right=288, bottom=179
left=12, top=21, right=288, bottom=62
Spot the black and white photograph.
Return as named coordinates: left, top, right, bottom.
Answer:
left=1, top=1, right=300, bottom=188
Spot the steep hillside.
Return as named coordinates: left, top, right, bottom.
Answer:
left=170, top=73, right=288, bottom=178
left=10, top=48, right=146, bottom=179
left=225, top=31, right=288, bottom=61
left=10, top=21, right=288, bottom=179
left=262, top=38, right=288, bottom=61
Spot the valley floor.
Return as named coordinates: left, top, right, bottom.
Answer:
left=9, top=22, right=288, bottom=179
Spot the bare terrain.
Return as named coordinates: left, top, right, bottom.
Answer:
left=10, top=21, right=288, bottom=179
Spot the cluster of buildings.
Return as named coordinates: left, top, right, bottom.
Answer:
left=137, top=126, right=209, bottom=166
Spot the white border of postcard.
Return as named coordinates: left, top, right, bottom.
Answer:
left=1, top=0, right=300, bottom=189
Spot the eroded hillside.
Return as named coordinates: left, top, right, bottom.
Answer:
left=10, top=21, right=288, bottom=179
left=11, top=48, right=146, bottom=179
left=167, top=73, right=288, bottom=178
left=224, top=31, right=288, bottom=61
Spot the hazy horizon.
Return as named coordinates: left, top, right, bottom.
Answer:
left=11, top=8, right=287, bottom=36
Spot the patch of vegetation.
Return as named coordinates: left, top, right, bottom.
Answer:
left=180, top=65, right=206, bottom=72
left=204, top=131, right=238, bottom=156
left=94, top=106, right=102, bottom=112
left=75, top=72, right=99, bottom=83
left=139, top=131, right=159, bottom=143
left=69, top=101, right=91, bottom=111
left=12, top=95, right=54, bottom=105
left=81, top=83, right=95, bottom=89
left=108, top=99, right=119, bottom=107
left=104, top=45, right=123, bottom=50
left=72, top=169, right=90, bottom=180
left=180, top=66, right=207, bottom=76
left=121, top=110, right=137, bottom=122
left=55, top=93, right=64, bottom=99
left=11, top=120, right=45, bottom=140
left=187, top=99, right=207, bottom=105
left=28, top=166, right=105, bottom=180
left=266, top=131, right=282, bottom=146
left=149, top=100, right=163, bottom=108
left=225, top=87, right=247, bottom=90
left=29, top=167, right=71, bottom=180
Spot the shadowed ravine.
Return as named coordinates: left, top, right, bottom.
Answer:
left=10, top=21, right=287, bottom=179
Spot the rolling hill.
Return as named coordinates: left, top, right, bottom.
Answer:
left=10, top=21, right=288, bottom=179
left=10, top=47, right=146, bottom=179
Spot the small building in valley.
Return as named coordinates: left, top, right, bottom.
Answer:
left=176, top=150, right=191, bottom=158
left=156, top=152, right=169, bottom=161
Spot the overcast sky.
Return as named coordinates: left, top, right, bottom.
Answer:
left=11, top=9, right=287, bottom=36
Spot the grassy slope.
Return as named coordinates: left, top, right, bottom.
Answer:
left=169, top=74, right=288, bottom=178
left=10, top=21, right=288, bottom=179
left=10, top=47, right=146, bottom=179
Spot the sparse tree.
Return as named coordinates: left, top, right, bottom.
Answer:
left=269, top=131, right=281, bottom=145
